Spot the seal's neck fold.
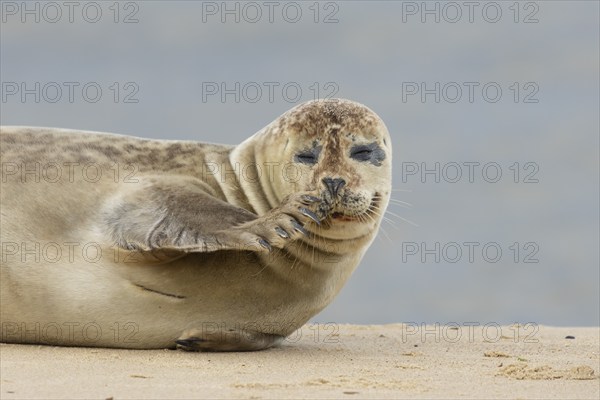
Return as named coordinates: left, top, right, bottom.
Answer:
left=229, top=129, right=280, bottom=215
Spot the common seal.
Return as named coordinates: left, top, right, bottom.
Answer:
left=0, top=98, right=392, bottom=351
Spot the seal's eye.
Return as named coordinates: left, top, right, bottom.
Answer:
left=351, top=147, right=373, bottom=161
left=295, top=146, right=321, bottom=165
left=295, top=152, right=317, bottom=164
left=350, top=142, right=386, bottom=166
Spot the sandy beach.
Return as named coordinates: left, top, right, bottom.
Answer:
left=1, top=324, right=598, bottom=399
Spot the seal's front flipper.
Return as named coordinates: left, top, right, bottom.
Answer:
left=102, top=175, right=323, bottom=260
left=168, top=191, right=324, bottom=255
left=102, top=175, right=259, bottom=259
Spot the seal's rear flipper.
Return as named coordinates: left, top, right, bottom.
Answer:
left=175, top=329, right=284, bottom=352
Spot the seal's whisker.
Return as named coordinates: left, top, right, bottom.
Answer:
left=382, top=216, right=400, bottom=230
left=387, top=199, right=413, bottom=208
left=361, top=209, right=376, bottom=224
left=364, top=212, right=393, bottom=243
left=290, top=253, right=300, bottom=270
left=366, top=205, right=383, bottom=217
left=372, top=194, right=412, bottom=208
left=251, top=261, right=270, bottom=277
left=384, top=209, right=419, bottom=227
left=290, top=233, right=307, bottom=270
left=379, top=226, right=393, bottom=243
left=316, top=222, right=329, bottom=267
left=368, top=206, right=415, bottom=229
left=356, top=212, right=381, bottom=241
left=310, top=228, right=316, bottom=270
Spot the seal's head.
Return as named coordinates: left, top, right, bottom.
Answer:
left=250, top=98, right=392, bottom=240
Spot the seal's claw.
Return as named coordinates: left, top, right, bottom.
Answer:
left=274, top=227, right=289, bottom=238
left=299, top=207, right=321, bottom=225
left=291, top=219, right=308, bottom=235
left=300, top=194, right=322, bottom=204
left=258, top=238, right=272, bottom=251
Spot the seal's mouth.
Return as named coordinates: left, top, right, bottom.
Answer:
left=331, top=212, right=359, bottom=221
left=327, top=195, right=380, bottom=223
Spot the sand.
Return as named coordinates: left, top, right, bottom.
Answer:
left=1, top=324, right=598, bottom=399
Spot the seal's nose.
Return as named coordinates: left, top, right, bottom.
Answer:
left=322, top=177, right=346, bottom=198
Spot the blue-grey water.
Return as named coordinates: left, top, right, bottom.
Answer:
left=1, top=1, right=598, bottom=326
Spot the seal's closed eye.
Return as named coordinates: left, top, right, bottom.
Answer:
left=350, top=142, right=386, bottom=166
left=295, top=152, right=317, bottom=164
left=351, top=147, right=373, bottom=161
left=294, top=147, right=321, bottom=165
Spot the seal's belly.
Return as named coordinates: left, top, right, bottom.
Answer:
left=1, top=250, right=341, bottom=349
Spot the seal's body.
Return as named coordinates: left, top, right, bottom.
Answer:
left=0, top=99, right=391, bottom=351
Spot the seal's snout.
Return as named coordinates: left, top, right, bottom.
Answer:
left=322, top=177, right=346, bottom=198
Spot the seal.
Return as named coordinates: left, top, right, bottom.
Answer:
left=0, top=98, right=392, bottom=351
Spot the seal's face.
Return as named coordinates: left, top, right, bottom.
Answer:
left=266, top=99, right=392, bottom=239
